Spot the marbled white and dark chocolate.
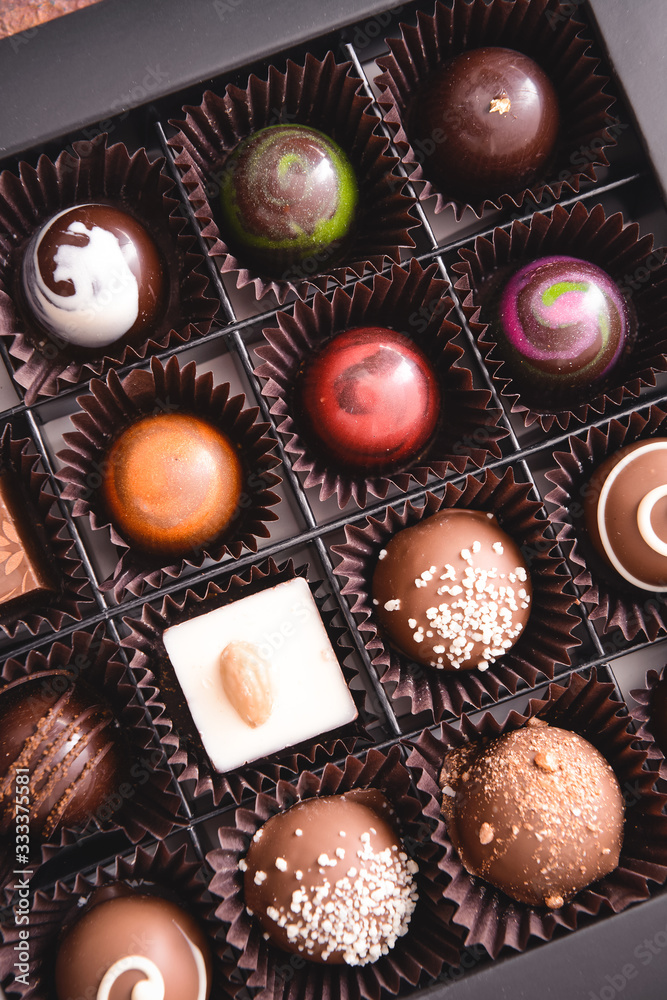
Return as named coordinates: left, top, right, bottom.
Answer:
left=21, top=203, right=164, bottom=349
left=298, top=326, right=441, bottom=471
left=55, top=887, right=212, bottom=1000
left=219, top=124, right=358, bottom=276
left=242, top=789, right=418, bottom=966
left=439, top=720, right=624, bottom=908
left=372, top=509, right=531, bottom=670
left=584, top=438, right=667, bottom=591
left=0, top=671, right=127, bottom=841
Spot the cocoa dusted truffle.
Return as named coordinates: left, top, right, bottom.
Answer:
left=242, top=789, right=418, bottom=966
left=0, top=671, right=128, bottom=841
left=101, top=412, right=244, bottom=558
left=584, top=439, right=667, bottom=591
left=55, top=887, right=212, bottom=1000
left=439, top=720, right=624, bottom=908
left=372, top=509, right=532, bottom=670
left=495, top=256, right=632, bottom=402
left=298, top=326, right=441, bottom=471
left=219, top=124, right=358, bottom=276
left=21, top=203, right=165, bottom=349
left=410, top=47, right=560, bottom=202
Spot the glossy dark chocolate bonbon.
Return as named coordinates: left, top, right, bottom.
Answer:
left=55, top=887, right=213, bottom=1000
left=219, top=124, right=358, bottom=277
left=298, top=326, right=440, bottom=471
left=372, top=509, right=532, bottom=670
left=101, top=412, right=244, bottom=558
left=243, top=789, right=418, bottom=966
left=584, top=439, right=667, bottom=591
left=0, top=671, right=127, bottom=841
left=21, top=203, right=165, bottom=349
left=495, top=256, right=631, bottom=401
left=0, top=470, right=57, bottom=620
left=439, top=720, right=624, bottom=908
left=410, top=47, right=560, bottom=202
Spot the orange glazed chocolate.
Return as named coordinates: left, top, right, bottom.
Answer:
left=101, top=412, right=243, bottom=557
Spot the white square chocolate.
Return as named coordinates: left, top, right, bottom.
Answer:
left=162, top=576, right=358, bottom=772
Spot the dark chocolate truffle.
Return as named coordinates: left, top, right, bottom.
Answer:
left=495, top=256, right=632, bottom=400
left=372, top=509, right=532, bottom=670
left=298, top=326, right=441, bottom=471
left=21, top=203, right=165, bottom=349
left=219, top=124, right=358, bottom=277
left=55, top=888, right=212, bottom=1000
left=0, top=671, right=127, bottom=841
left=242, top=789, right=418, bottom=966
left=410, top=47, right=560, bottom=202
left=439, top=720, right=624, bottom=908
left=101, top=412, right=244, bottom=558
left=583, top=438, right=667, bottom=591
left=0, top=469, right=57, bottom=620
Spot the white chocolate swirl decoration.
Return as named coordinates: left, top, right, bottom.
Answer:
left=23, top=207, right=139, bottom=348
left=95, top=921, right=209, bottom=1000
left=595, top=440, right=667, bottom=591
left=97, top=956, right=164, bottom=1000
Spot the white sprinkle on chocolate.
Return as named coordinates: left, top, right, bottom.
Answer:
left=275, top=857, right=288, bottom=871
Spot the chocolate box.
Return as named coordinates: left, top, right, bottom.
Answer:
left=0, top=1, right=666, bottom=998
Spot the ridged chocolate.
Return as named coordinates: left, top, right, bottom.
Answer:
left=0, top=671, right=127, bottom=840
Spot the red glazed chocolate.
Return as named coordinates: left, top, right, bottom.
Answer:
left=101, top=412, right=244, bottom=558
left=410, top=47, right=560, bottom=202
left=298, top=326, right=440, bottom=471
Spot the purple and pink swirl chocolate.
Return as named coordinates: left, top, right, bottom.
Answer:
left=496, top=255, right=632, bottom=395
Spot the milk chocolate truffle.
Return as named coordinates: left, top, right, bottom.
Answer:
left=219, top=124, right=358, bottom=276
left=0, top=469, right=57, bottom=620
left=298, top=326, right=441, bottom=471
left=21, top=203, right=165, bottom=349
left=372, top=509, right=532, bottom=670
left=439, top=720, right=624, bottom=908
left=55, top=889, right=212, bottom=1000
left=410, top=47, right=560, bottom=202
left=584, top=439, right=667, bottom=591
left=0, top=671, right=127, bottom=841
left=101, top=412, right=244, bottom=558
left=242, top=789, right=418, bottom=966
left=495, top=256, right=632, bottom=400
